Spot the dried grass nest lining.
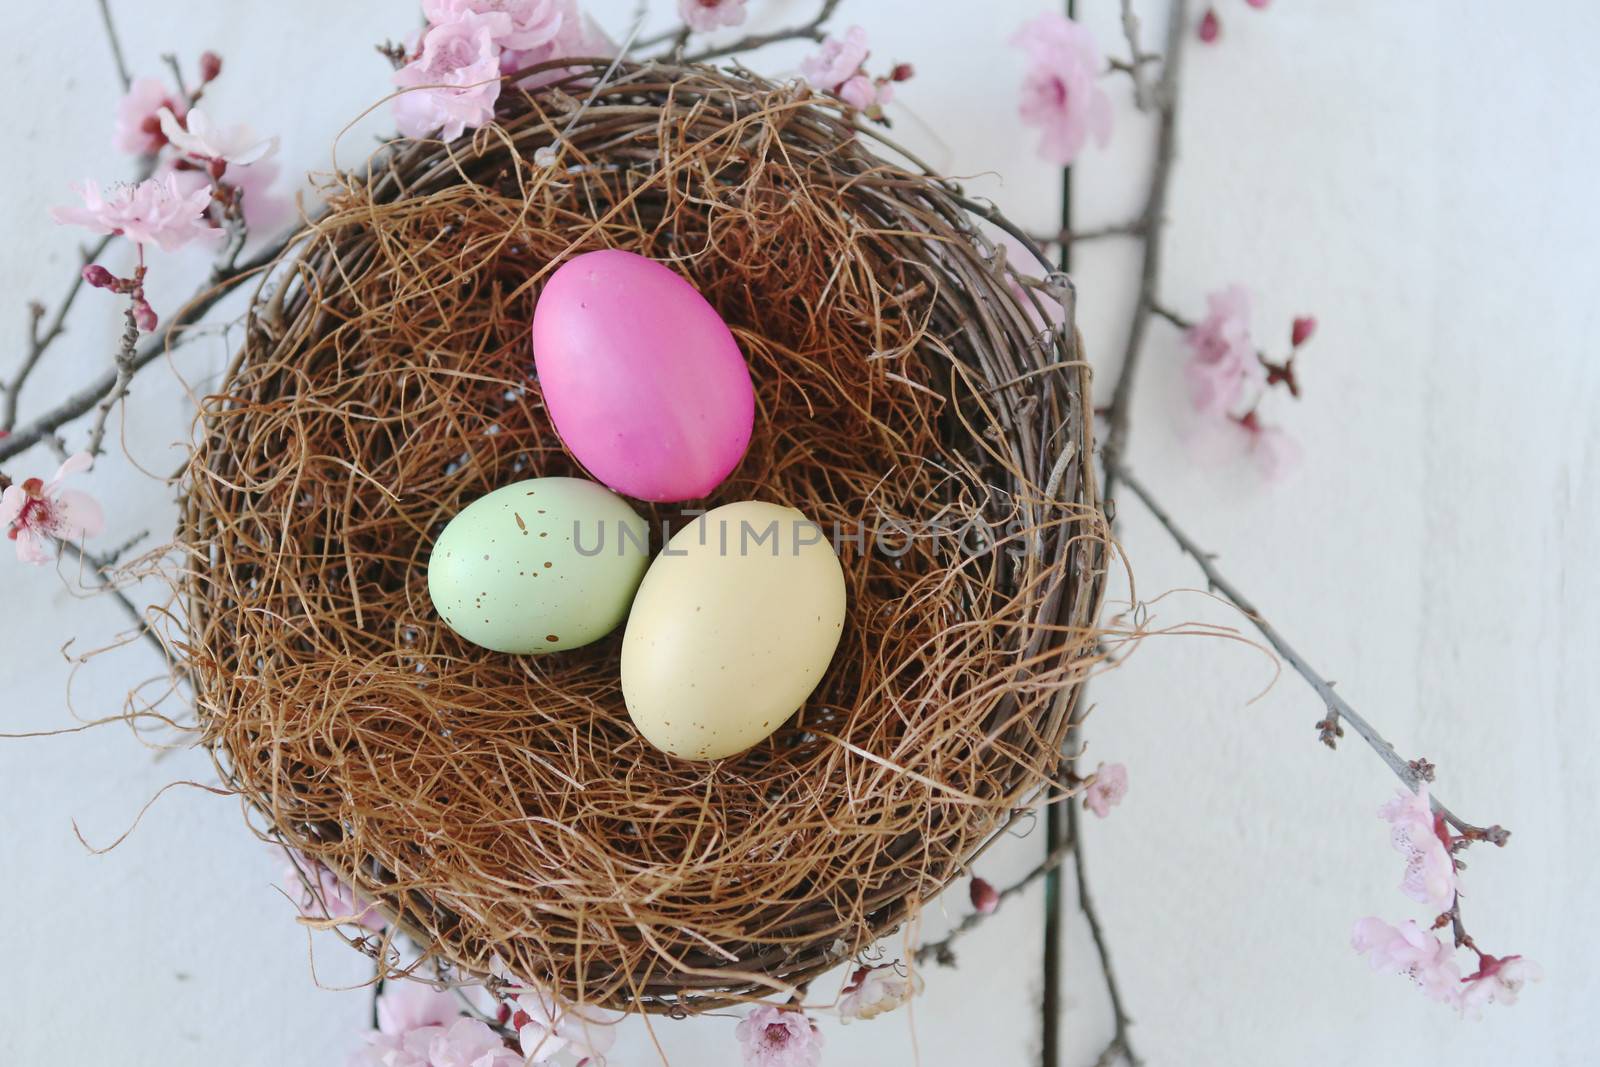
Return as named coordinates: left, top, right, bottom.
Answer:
left=180, top=61, right=1108, bottom=1011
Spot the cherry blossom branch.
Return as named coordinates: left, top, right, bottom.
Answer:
left=916, top=828, right=1077, bottom=968
left=3, top=0, right=155, bottom=443
left=0, top=235, right=290, bottom=465
left=1148, top=298, right=1309, bottom=403
left=94, top=0, right=132, bottom=91
left=916, top=802, right=1142, bottom=1065
left=1040, top=5, right=1190, bottom=1062
left=83, top=301, right=142, bottom=459
left=679, top=0, right=844, bottom=64
left=1106, top=455, right=1509, bottom=844
left=1099, top=0, right=1189, bottom=508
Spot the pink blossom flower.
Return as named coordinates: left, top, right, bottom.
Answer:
left=969, top=876, right=1000, bottom=915
left=51, top=174, right=220, bottom=252
left=1011, top=13, right=1112, bottom=166
left=114, top=76, right=184, bottom=156
left=1458, top=953, right=1542, bottom=1017
left=225, top=158, right=293, bottom=233
left=1379, top=784, right=1458, bottom=914
left=378, top=981, right=463, bottom=1036
left=157, top=107, right=278, bottom=166
left=1, top=453, right=103, bottom=565
left=281, top=849, right=387, bottom=931
left=1351, top=917, right=1462, bottom=1005
left=1183, top=285, right=1263, bottom=417
left=428, top=1020, right=523, bottom=1067
left=164, top=159, right=293, bottom=236
left=837, top=964, right=922, bottom=1022
left=1083, top=761, right=1128, bottom=818
left=394, top=13, right=505, bottom=141
left=800, top=26, right=871, bottom=90
left=351, top=999, right=520, bottom=1067
left=511, top=983, right=623, bottom=1064
left=679, top=0, right=747, bottom=33
left=736, top=1005, right=823, bottom=1067
left=351, top=1028, right=437, bottom=1067
left=837, top=74, right=893, bottom=114
left=423, top=0, right=566, bottom=51
left=501, top=3, right=616, bottom=90
left=1250, top=423, right=1301, bottom=480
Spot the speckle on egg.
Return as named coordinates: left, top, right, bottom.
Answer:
left=426, top=477, right=649, bottom=654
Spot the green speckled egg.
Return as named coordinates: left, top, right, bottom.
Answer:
left=427, top=477, right=649, bottom=654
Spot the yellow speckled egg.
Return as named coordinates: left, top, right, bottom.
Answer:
left=427, top=477, right=649, bottom=654
left=621, top=500, right=847, bottom=759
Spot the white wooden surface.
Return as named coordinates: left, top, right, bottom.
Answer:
left=2, top=2, right=1595, bottom=1064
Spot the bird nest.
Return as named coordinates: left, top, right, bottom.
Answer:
left=177, top=60, right=1108, bottom=1012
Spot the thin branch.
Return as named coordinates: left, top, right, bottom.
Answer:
left=915, top=829, right=1078, bottom=968
left=84, top=302, right=141, bottom=458
left=96, top=528, right=150, bottom=565
left=1100, top=0, right=1190, bottom=506
left=210, top=188, right=251, bottom=283
left=1032, top=219, right=1148, bottom=248
left=1116, top=0, right=1157, bottom=110
left=162, top=53, right=193, bottom=109
left=1147, top=301, right=1188, bottom=331
left=95, top=0, right=132, bottom=91
left=1107, top=456, right=1509, bottom=844
left=1044, top=5, right=1190, bottom=1063
left=3, top=237, right=116, bottom=432
left=0, top=234, right=291, bottom=465
left=1071, top=802, right=1141, bottom=1067
left=57, top=538, right=169, bottom=664
left=679, top=0, right=842, bottom=64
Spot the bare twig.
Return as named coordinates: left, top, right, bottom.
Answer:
left=84, top=302, right=141, bottom=458
left=679, top=0, right=842, bottom=64
left=1116, top=0, right=1157, bottom=110
left=1044, top=5, right=1191, bottom=1063
left=211, top=189, right=251, bottom=283
left=916, top=831, right=1078, bottom=968
left=1070, top=802, right=1141, bottom=1067
left=2, top=237, right=116, bottom=432
left=94, top=0, right=132, bottom=91
left=1100, top=0, right=1190, bottom=507
left=1107, top=456, right=1509, bottom=844
left=0, top=234, right=291, bottom=465
left=1148, top=301, right=1189, bottom=331
left=1032, top=219, right=1148, bottom=248
left=57, top=538, right=168, bottom=664
left=162, top=53, right=193, bottom=108
left=96, top=528, right=150, bottom=565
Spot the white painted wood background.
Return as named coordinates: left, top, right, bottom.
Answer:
left=2, top=1, right=1595, bottom=1064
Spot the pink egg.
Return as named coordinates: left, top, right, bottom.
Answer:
left=531, top=250, right=755, bottom=503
